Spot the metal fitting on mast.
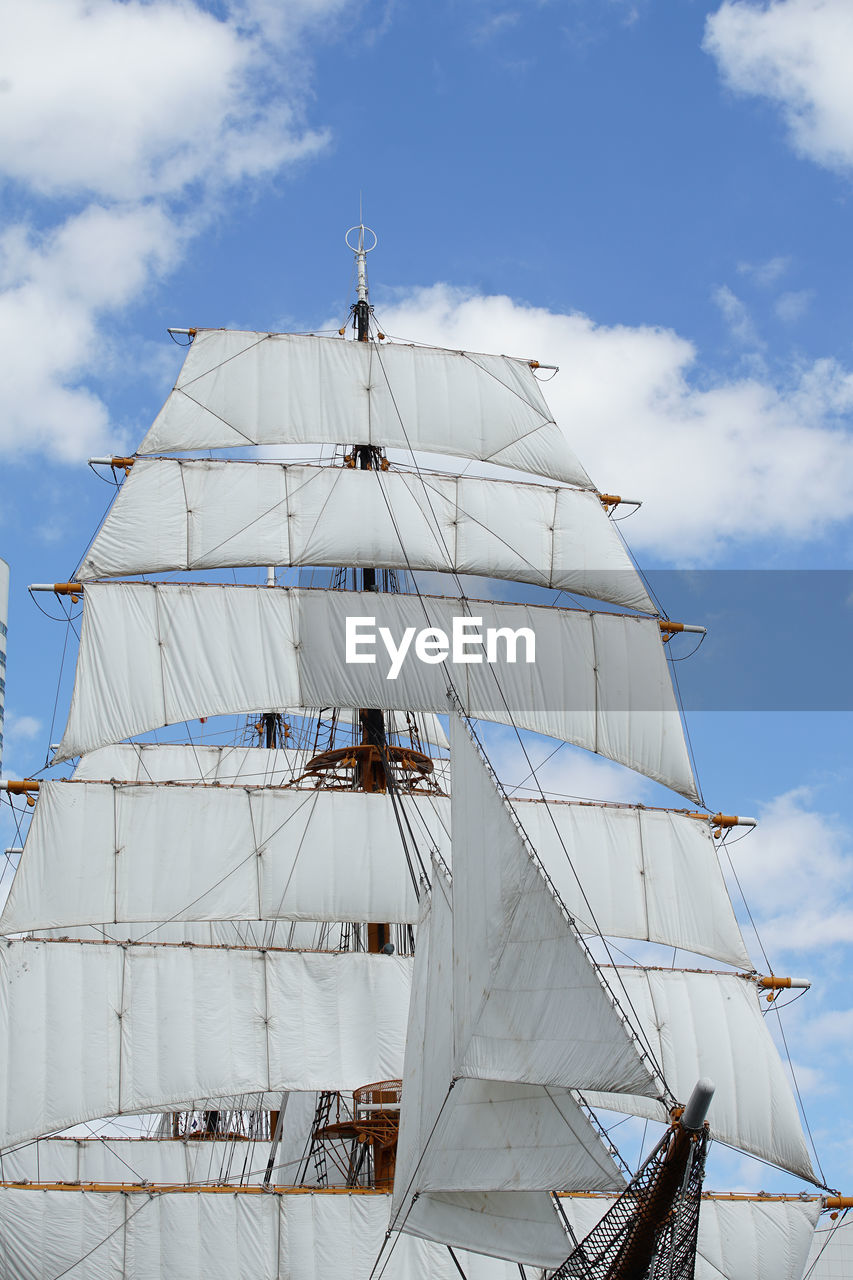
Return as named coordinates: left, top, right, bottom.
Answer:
left=345, top=223, right=377, bottom=341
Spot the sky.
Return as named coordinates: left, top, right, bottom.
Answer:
left=1, top=0, right=853, bottom=1213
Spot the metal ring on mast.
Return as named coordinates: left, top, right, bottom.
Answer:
left=345, top=224, right=378, bottom=305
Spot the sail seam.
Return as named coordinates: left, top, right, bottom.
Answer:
left=177, top=459, right=191, bottom=569
left=549, top=488, right=559, bottom=588
left=262, top=951, right=272, bottom=1093
left=262, top=788, right=324, bottom=920
left=117, top=944, right=128, bottom=1117
left=112, top=783, right=119, bottom=925
left=637, top=811, right=651, bottom=944
left=590, top=612, right=600, bottom=758
left=151, top=587, right=168, bottom=730
left=246, top=788, right=264, bottom=921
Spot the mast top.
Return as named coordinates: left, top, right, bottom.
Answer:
left=345, top=222, right=377, bottom=305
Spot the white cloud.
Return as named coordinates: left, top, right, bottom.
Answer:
left=723, top=788, right=853, bottom=955
left=0, top=0, right=333, bottom=200
left=484, top=727, right=650, bottom=805
left=375, top=285, right=853, bottom=559
left=470, top=9, right=522, bottom=44
left=705, top=0, right=853, bottom=173
left=713, top=283, right=763, bottom=347
left=775, top=289, right=813, bottom=323
left=3, top=712, right=41, bottom=743
left=0, top=711, right=43, bottom=785
left=737, top=255, right=791, bottom=286
left=0, top=204, right=185, bottom=458
left=0, top=0, right=349, bottom=461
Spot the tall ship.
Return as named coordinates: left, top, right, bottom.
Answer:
left=0, top=227, right=848, bottom=1278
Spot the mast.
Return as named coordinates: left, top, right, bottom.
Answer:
left=347, top=222, right=389, bottom=801
left=350, top=219, right=373, bottom=345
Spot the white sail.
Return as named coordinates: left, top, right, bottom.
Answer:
left=807, top=1215, right=853, bottom=1277
left=0, top=939, right=411, bottom=1149
left=136, top=329, right=593, bottom=489
left=392, top=871, right=612, bottom=1268
left=0, top=1185, right=823, bottom=1280
left=392, top=716, right=661, bottom=1266
left=0, top=1189, right=523, bottom=1280
left=0, top=783, right=436, bottom=932
left=522, top=800, right=752, bottom=968
left=585, top=967, right=815, bottom=1181
left=55, top=584, right=699, bottom=800
left=11, top=790, right=745, bottom=963
left=448, top=715, right=657, bottom=1096
left=558, top=1195, right=822, bottom=1280
left=0, top=784, right=749, bottom=967
left=77, top=460, right=653, bottom=613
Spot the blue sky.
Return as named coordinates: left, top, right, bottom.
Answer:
left=1, top=0, right=853, bottom=1203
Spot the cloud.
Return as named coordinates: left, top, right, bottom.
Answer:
left=723, top=788, right=853, bottom=956
left=0, top=711, right=43, bottom=787
left=0, top=0, right=349, bottom=461
left=470, top=9, right=522, bottom=44
left=0, top=204, right=183, bottom=458
left=775, top=289, right=813, bottom=323
left=737, top=255, right=791, bottom=286
left=484, top=726, right=651, bottom=805
left=3, top=713, right=41, bottom=743
left=713, top=284, right=763, bottom=347
left=0, top=0, right=333, bottom=200
left=705, top=0, right=853, bottom=173
left=375, top=284, right=853, bottom=560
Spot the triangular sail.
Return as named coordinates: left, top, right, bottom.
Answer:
left=392, top=872, right=613, bottom=1267
left=392, top=714, right=661, bottom=1265
left=448, top=714, right=658, bottom=1095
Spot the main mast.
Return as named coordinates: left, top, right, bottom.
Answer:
left=350, top=222, right=387, bottom=797
left=301, top=223, right=434, bottom=807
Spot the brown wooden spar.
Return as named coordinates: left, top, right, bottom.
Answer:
left=0, top=778, right=40, bottom=807
left=606, top=1096, right=710, bottom=1280
left=29, top=582, right=84, bottom=603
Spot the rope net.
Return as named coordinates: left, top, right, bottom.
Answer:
left=552, top=1124, right=709, bottom=1280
